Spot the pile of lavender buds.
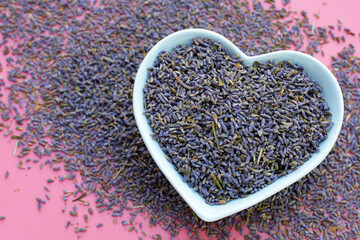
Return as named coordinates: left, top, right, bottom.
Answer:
left=0, top=0, right=359, bottom=239
left=144, top=37, right=333, bottom=205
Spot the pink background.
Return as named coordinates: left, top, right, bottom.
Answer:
left=0, top=0, right=359, bottom=239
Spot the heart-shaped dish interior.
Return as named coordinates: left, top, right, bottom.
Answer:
left=133, top=29, right=343, bottom=222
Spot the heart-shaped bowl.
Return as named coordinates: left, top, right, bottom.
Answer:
left=133, top=29, right=344, bottom=222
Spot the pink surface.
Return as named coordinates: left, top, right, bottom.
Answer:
left=0, top=1, right=359, bottom=240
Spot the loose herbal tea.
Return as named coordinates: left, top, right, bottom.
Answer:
left=144, top=38, right=333, bottom=205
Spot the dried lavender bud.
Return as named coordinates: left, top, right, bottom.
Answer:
left=144, top=38, right=333, bottom=205
left=0, top=0, right=358, bottom=239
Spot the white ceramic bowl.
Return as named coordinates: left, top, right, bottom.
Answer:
left=133, top=29, right=344, bottom=222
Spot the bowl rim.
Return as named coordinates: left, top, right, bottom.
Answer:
left=133, top=28, right=344, bottom=222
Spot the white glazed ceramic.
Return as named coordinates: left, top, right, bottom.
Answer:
left=133, top=29, right=344, bottom=222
